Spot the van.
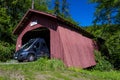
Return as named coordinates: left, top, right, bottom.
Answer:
left=14, top=38, right=50, bottom=62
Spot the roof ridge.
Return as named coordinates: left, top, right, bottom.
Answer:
left=13, top=9, right=95, bottom=39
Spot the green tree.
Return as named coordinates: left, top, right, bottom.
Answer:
left=90, top=0, right=120, bottom=25
left=85, top=24, right=120, bottom=70
left=54, top=0, right=60, bottom=15
left=62, top=0, right=70, bottom=18
left=0, top=0, right=51, bottom=62
left=0, top=7, right=12, bottom=42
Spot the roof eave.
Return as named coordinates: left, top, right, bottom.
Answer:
left=13, top=9, right=57, bottom=35
left=13, top=9, right=95, bottom=39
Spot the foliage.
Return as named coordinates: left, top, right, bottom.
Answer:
left=106, top=31, right=120, bottom=69
left=54, top=0, right=70, bottom=18
left=93, top=50, right=113, bottom=71
left=85, top=24, right=120, bottom=70
left=0, top=41, right=15, bottom=62
left=27, top=58, right=66, bottom=71
left=54, top=0, right=61, bottom=15
left=90, top=0, right=120, bottom=25
left=0, top=7, right=16, bottom=61
left=0, top=7, right=12, bottom=42
left=0, top=59, right=66, bottom=80
left=0, top=58, right=66, bottom=71
left=80, top=70, right=120, bottom=80
left=0, top=59, right=120, bottom=80
left=33, top=0, right=50, bottom=11
left=0, top=0, right=51, bottom=26
left=61, top=0, right=70, bottom=18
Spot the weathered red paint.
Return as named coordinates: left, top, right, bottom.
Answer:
left=58, top=26, right=96, bottom=68
left=13, top=9, right=97, bottom=68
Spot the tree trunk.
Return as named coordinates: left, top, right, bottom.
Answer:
left=32, top=0, right=34, bottom=9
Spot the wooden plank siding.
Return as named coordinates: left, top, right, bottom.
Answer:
left=58, top=25, right=96, bottom=68
left=13, top=9, right=97, bottom=68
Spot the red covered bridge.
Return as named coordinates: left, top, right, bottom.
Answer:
left=13, top=9, right=97, bottom=68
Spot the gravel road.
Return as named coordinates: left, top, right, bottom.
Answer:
left=0, top=60, right=21, bottom=65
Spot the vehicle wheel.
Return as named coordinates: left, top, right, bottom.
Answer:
left=27, top=54, right=35, bottom=62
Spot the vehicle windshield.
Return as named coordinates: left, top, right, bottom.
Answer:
left=21, top=39, right=35, bottom=49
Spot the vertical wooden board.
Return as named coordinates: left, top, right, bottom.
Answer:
left=76, top=35, right=96, bottom=67
left=58, top=26, right=96, bottom=68
left=16, top=37, right=22, bottom=51
left=83, top=37, right=95, bottom=65
left=58, top=26, right=73, bottom=67
left=64, top=28, right=82, bottom=67
left=58, top=26, right=82, bottom=67
left=71, top=31, right=84, bottom=67
left=73, top=32, right=96, bottom=68
left=75, top=33, right=89, bottom=67
left=50, top=28, right=64, bottom=60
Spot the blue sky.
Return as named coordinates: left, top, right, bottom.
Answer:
left=69, top=0, right=96, bottom=26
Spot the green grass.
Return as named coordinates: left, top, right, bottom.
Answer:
left=0, top=58, right=120, bottom=80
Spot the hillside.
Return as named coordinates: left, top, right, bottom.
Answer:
left=0, top=59, right=120, bottom=80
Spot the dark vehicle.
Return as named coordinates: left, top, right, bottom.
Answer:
left=14, top=38, right=50, bottom=62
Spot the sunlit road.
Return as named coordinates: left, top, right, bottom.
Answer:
left=0, top=60, right=28, bottom=65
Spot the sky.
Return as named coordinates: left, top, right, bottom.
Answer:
left=69, top=0, right=96, bottom=26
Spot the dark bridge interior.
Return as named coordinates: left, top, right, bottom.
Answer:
left=22, top=27, right=50, bottom=52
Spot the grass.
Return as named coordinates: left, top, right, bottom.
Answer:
left=0, top=58, right=120, bottom=80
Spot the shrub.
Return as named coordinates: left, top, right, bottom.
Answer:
left=93, top=50, right=113, bottom=71
left=105, top=32, right=120, bottom=70
left=0, top=41, right=15, bottom=62
left=86, top=25, right=120, bottom=70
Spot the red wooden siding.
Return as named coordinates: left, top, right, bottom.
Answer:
left=16, top=24, right=42, bottom=51
left=50, top=28, right=65, bottom=60
left=15, top=14, right=55, bottom=51
left=14, top=9, right=97, bottom=68
left=58, top=26, right=96, bottom=68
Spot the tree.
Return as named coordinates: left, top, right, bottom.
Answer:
left=62, top=0, right=70, bottom=18
left=90, top=0, right=120, bottom=25
left=54, top=0, right=60, bottom=15
left=0, top=7, right=12, bottom=42
left=0, top=0, right=51, bottom=42
left=34, top=0, right=50, bottom=11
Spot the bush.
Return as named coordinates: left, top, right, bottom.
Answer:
left=93, top=50, right=113, bottom=71
left=86, top=25, right=120, bottom=70
left=0, top=41, right=15, bottom=62
left=105, top=32, right=120, bottom=69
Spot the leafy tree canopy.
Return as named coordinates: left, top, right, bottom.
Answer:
left=90, top=0, right=120, bottom=25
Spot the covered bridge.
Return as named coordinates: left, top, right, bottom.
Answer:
left=13, top=9, right=97, bottom=68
